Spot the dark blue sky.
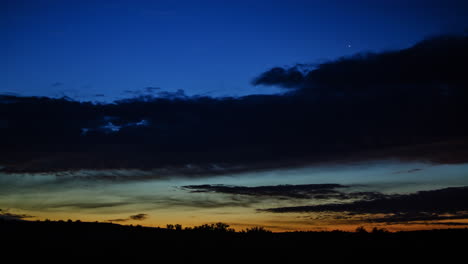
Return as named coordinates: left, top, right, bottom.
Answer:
left=2, top=0, right=468, bottom=101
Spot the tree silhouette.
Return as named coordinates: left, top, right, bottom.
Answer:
left=355, top=226, right=368, bottom=233
left=371, top=227, right=389, bottom=234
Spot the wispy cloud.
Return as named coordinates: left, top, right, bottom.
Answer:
left=182, top=184, right=386, bottom=201
left=0, top=209, right=34, bottom=221
left=129, top=213, right=148, bottom=220
left=260, top=186, right=468, bottom=214
left=106, top=218, right=128, bottom=222
left=393, top=168, right=423, bottom=174
left=366, top=212, right=468, bottom=224
left=107, top=213, right=149, bottom=222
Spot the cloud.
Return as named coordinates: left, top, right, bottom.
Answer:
left=182, top=184, right=386, bottom=201
left=1, top=34, right=468, bottom=174
left=393, top=168, right=423, bottom=174
left=253, top=35, right=468, bottom=93
left=183, top=184, right=345, bottom=198
left=106, top=218, right=128, bottom=222
left=144, top=87, right=161, bottom=93
left=129, top=213, right=148, bottom=221
left=127, top=195, right=259, bottom=209
left=123, top=86, right=161, bottom=96
left=416, top=222, right=468, bottom=226
left=107, top=213, right=149, bottom=222
left=260, top=186, right=468, bottom=214
left=252, top=67, right=304, bottom=89
left=154, top=89, right=186, bottom=99
left=365, top=212, right=468, bottom=224
left=0, top=209, right=34, bottom=221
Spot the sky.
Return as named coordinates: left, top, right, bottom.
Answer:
left=2, top=0, right=468, bottom=101
left=1, top=0, right=468, bottom=232
left=2, top=161, right=468, bottom=231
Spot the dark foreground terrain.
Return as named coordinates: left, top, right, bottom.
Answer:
left=1, top=219, right=467, bottom=258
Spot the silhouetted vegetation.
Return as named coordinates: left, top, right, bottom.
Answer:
left=1, top=218, right=466, bottom=255
left=242, top=226, right=273, bottom=234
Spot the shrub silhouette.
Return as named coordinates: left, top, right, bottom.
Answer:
left=243, top=226, right=272, bottom=234
left=371, top=227, right=389, bottom=234
left=1, top=218, right=468, bottom=252
left=355, top=226, right=368, bottom=233
left=192, top=222, right=235, bottom=232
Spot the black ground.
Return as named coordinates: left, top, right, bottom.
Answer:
left=2, top=219, right=466, bottom=258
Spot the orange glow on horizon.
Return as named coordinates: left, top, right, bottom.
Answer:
left=25, top=213, right=468, bottom=233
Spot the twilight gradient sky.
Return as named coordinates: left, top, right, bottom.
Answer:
left=2, top=0, right=468, bottom=232
left=2, top=161, right=468, bottom=231
left=2, top=0, right=468, bottom=100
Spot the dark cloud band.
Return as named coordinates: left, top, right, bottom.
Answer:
left=260, top=186, right=468, bottom=214
left=182, top=184, right=386, bottom=201
left=1, top=34, right=467, bottom=174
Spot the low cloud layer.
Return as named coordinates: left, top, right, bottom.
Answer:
left=366, top=212, right=468, bottom=224
left=183, top=184, right=344, bottom=199
left=1, top=34, right=467, bottom=174
left=107, top=213, right=149, bottom=222
left=182, top=184, right=386, bottom=201
left=0, top=209, right=34, bottom=221
left=129, top=213, right=148, bottom=221
left=181, top=183, right=468, bottom=227
left=259, top=186, right=468, bottom=227
left=261, top=186, right=468, bottom=214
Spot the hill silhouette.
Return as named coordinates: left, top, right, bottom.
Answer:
left=2, top=218, right=466, bottom=257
